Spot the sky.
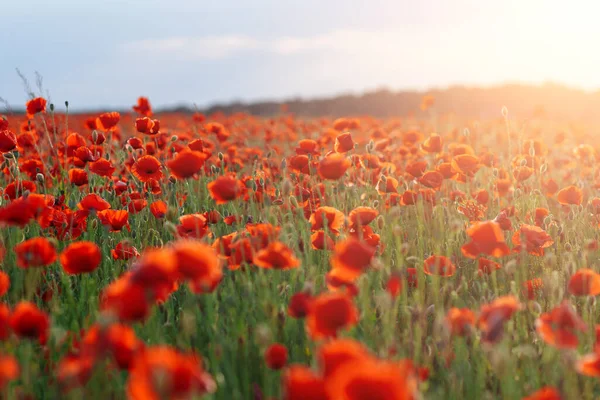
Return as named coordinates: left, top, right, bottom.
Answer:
left=2, top=0, right=600, bottom=110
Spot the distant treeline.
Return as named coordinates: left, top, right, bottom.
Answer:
left=6, top=83, right=600, bottom=120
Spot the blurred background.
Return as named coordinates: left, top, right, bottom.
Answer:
left=2, top=0, right=600, bottom=117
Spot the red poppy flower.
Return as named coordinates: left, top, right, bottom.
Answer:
left=14, top=237, right=57, bottom=268
left=282, top=366, right=328, bottom=400
left=132, top=97, right=152, bottom=116
left=149, top=200, right=167, bottom=219
left=111, top=241, right=140, bottom=260
left=127, top=346, right=215, bottom=399
left=0, top=355, right=19, bottom=389
left=512, top=224, right=554, bottom=256
left=60, top=241, right=102, bottom=275
left=461, top=221, right=510, bottom=259
left=446, top=307, right=476, bottom=336
left=207, top=176, right=244, bottom=204
left=98, top=209, right=130, bottom=232
left=0, top=130, right=17, bottom=153
left=522, top=387, right=561, bottom=400
left=536, top=301, right=586, bottom=349
left=131, top=156, right=163, bottom=182
left=329, top=238, right=376, bottom=283
left=10, top=301, right=49, bottom=342
left=265, top=343, right=288, bottom=370
left=96, top=112, right=120, bottom=131
left=568, top=268, right=600, bottom=296
left=557, top=185, right=583, bottom=206
left=78, top=193, right=111, bottom=212
left=309, top=206, right=345, bottom=234
left=423, top=255, right=456, bottom=277
left=167, top=150, right=208, bottom=179
left=26, top=97, right=47, bottom=118
left=318, top=154, right=351, bottom=180
left=334, top=132, right=354, bottom=153
left=253, top=241, right=300, bottom=270
left=478, top=296, right=522, bottom=343
left=306, top=292, right=358, bottom=339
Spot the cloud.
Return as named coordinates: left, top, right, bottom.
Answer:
left=121, top=30, right=402, bottom=60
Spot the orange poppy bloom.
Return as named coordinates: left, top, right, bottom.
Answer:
left=385, top=274, right=403, bottom=297
left=296, top=139, right=320, bottom=156
left=556, top=185, right=583, bottom=206
left=127, top=346, right=215, bottom=399
left=254, top=241, right=300, bottom=270
left=418, top=170, right=444, bottom=189
left=131, top=156, right=163, bottom=182
left=451, top=154, right=480, bottom=175
left=325, top=357, right=418, bottom=400
left=461, top=221, right=510, bottom=259
left=207, top=176, right=245, bottom=204
left=132, top=96, right=152, bottom=116
left=101, top=274, right=150, bottom=322
left=96, top=112, right=120, bottom=131
left=318, top=339, right=371, bottom=377
left=318, top=154, right=351, bottom=180
left=10, top=301, right=49, bottom=342
left=446, top=307, right=476, bottom=336
left=330, top=238, right=376, bottom=283
left=523, top=387, right=562, bottom=400
left=25, top=97, right=47, bottom=118
left=0, top=355, right=19, bottom=389
left=478, top=296, right=522, bottom=343
left=14, top=237, right=57, bottom=268
left=376, top=176, right=399, bottom=194
left=311, top=230, right=335, bottom=250
left=512, top=224, right=554, bottom=256
left=306, top=292, right=358, bottom=339
left=422, top=133, right=442, bottom=153
left=149, top=200, right=168, bottom=219
left=478, top=257, right=501, bottom=275
left=334, top=132, right=354, bottom=153
left=288, top=291, right=313, bottom=318
left=536, top=301, right=586, bottom=349
left=309, top=206, right=345, bottom=233
left=60, top=241, right=102, bottom=275
left=167, top=150, right=208, bottom=179
left=172, top=240, right=222, bottom=290
left=568, top=268, right=600, bottom=296
left=265, top=343, right=288, bottom=370
left=348, top=206, right=378, bottom=228
left=423, top=255, right=456, bottom=277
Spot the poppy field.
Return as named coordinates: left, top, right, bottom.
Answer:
left=0, top=95, right=600, bottom=400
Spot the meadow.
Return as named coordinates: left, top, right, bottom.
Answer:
left=0, top=94, right=598, bottom=399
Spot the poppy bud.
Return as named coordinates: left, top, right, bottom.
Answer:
left=529, top=146, right=535, bottom=157
left=170, top=135, right=178, bottom=142
left=92, top=130, right=98, bottom=143
left=288, top=196, right=298, bottom=208
left=540, top=163, right=548, bottom=174
left=50, top=103, right=55, bottom=111
left=501, top=106, right=508, bottom=117
left=36, top=173, right=44, bottom=183
left=463, top=128, right=470, bottom=137
left=218, top=152, right=224, bottom=161
left=65, top=100, right=69, bottom=107
left=280, top=158, right=287, bottom=170
left=2, top=152, right=13, bottom=160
